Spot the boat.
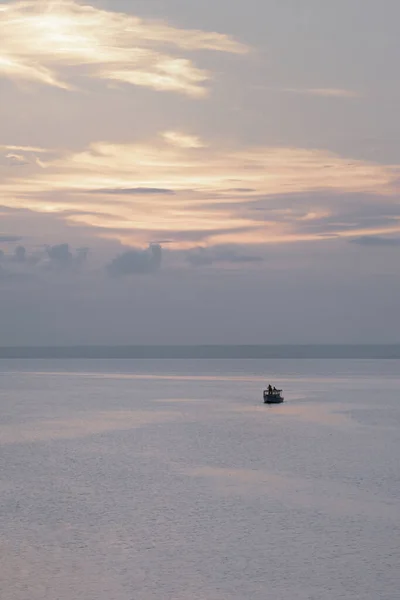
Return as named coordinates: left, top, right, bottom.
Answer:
left=263, top=387, right=284, bottom=404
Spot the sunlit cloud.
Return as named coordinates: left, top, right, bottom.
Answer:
left=6, top=153, right=25, bottom=162
left=162, top=131, right=206, bottom=148
left=1, top=145, right=51, bottom=154
left=0, top=145, right=53, bottom=168
left=0, top=54, right=69, bottom=88
left=1, top=136, right=399, bottom=248
left=0, top=0, right=249, bottom=96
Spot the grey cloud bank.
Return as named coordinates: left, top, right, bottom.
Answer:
left=0, top=243, right=89, bottom=278
left=1, top=255, right=399, bottom=346
left=106, top=244, right=162, bottom=277
left=46, top=244, right=89, bottom=269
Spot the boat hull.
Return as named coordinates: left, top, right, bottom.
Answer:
left=264, top=397, right=284, bottom=404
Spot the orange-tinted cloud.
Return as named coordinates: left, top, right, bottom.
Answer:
left=1, top=137, right=399, bottom=247
left=0, top=0, right=249, bottom=96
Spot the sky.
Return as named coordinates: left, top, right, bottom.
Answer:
left=0, top=0, right=400, bottom=345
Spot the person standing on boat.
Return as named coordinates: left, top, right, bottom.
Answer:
left=268, top=385, right=273, bottom=395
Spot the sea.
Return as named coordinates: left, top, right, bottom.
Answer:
left=0, top=358, right=399, bottom=600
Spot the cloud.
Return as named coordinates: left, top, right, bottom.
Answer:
left=0, top=242, right=89, bottom=278
left=186, top=245, right=264, bottom=267
left=0, top=235, right=22, bottom=243
left=93, top=225, right=255, bottom=246
left=0, top=0, right=248, bottom=97
left=349, top=235, right=400, bottom=247
left=12, top=245, right=27, bottom=263
left=0, top=145, right=53, bottom=169
left=244, top=189, right=400, bottom=224
left=0, top=145, right=49, bottom=154
left=0, top=245, right=35, bottom=265
left=162, top=131, right=206, bottom=148
left=5, top=153, right=29, bottom=166
left=279, top=87, right=359, bottom=98
left=1, top=138, right=400, bottom=249
left=106, top=244, right=162, bottom=277
left=45, top=243, right=89, bottom=269
left=46, top=242, right=74, bottom=265
left=86, top=187, right=175, bottom=196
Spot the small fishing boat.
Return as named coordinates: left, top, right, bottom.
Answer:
left=263, top=387, right=284, bottom=404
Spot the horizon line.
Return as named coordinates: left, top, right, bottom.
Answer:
left=1, top=344, right=400, bottom=359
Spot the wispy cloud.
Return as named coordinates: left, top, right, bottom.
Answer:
left=282, top=87, right=359, bottom=98
left=1, top=136, right=399, bottom=247
left=256, top=86, right=358, bottom=98
left=162, top=131, right=206, bottom=148
left=0, top=0, right=249, bottom=97
left=0, top=145, right=50, bottom=154
left=86, top=187, right=176, bottom=196
left=0, top=144, right=53, bottom=169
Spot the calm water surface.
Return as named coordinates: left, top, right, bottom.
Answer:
left=1, top=359, right=399, bottom=600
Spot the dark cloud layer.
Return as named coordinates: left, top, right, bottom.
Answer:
left=190, top=191, right=400, bottom=240
left=86, top=187, right=176, bottom=196
left=0, top=234, right=22, bottom=243
left=106, top=244, right=162, bottom=277
left=186, top=245, right=264, bottom=267
left=349, top=235, right=400, bottom=247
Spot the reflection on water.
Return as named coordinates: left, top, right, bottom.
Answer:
left=0, top=410, right=182, bottom=444
left=233, top=401, right=357, bottom=427
left=277, top=401, right=357, bottom=426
